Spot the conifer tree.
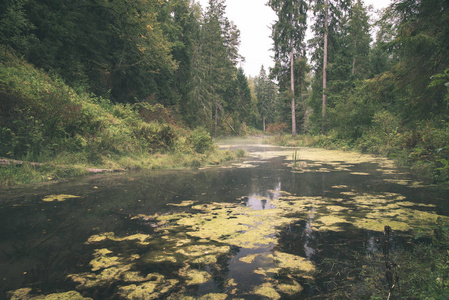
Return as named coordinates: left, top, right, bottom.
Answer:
left=268, top=0, right=308, bottom=137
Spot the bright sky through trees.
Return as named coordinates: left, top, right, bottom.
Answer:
left=197, top=0, right=391, bottom=77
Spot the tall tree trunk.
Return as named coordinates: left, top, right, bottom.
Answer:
left=322, top=0, right=328, bottom=133
left=214, top=96, right=218, bottom=138
left=290, top=38, right=296, bottom=137
left=352, top=39, right=357, bottom=75
left=263, top=115, right=266, bottom=132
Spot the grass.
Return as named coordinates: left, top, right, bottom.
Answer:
left=0, top=50, right=240, bottom=187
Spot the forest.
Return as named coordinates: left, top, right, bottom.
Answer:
left=0, top=0, right=449, bottom=185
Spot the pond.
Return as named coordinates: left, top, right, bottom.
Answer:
left=1, top=138, right=449, bottom=299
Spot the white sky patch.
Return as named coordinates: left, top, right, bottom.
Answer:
left=197, top=0, right=391, bottom=77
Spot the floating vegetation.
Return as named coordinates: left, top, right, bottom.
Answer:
left=168, top=200, right=197, bottom=207
left=179, top=265, right=211, bottom=285
left=253, top=282, right=281, bottom=299
left=86, top=232, right=152, bottom=246
left=68, top=247, right=140, bottom=289
left=118, top=277, right=178, bottom=300
left=239, top=253, right=261, bottom=264
left=42, top=194, right=81, bottom=202
left=7, top=288, right=92, bottom=299
left=270, top=251, right=315, bottom=273
left=277, top=279, right=303, bottom=295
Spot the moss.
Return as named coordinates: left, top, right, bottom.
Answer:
left=42, top=194, right=81, bottom=202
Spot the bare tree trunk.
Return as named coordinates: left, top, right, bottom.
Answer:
left=322, top=0, right=328, bottom=133
left=290, top=39, right=296, bottom=138
left=263, top=115, right=266, bottom=132
left=214, top=96, right=218, bottom=138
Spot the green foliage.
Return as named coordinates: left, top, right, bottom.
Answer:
left=0, top=52, right=236, bottom=186
left=188, top=127, right=215, bottom=154
left=358, top=110, right=401, bottom=155
left=430, top=68, right=449, bottom=103
left=0, top=0, right=36, bottom=54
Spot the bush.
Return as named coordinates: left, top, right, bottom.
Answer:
left=266, top=122, right=288, bottom=135
left=188, top=127, right=214, bottom=154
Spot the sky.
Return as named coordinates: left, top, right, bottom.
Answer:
left=196, top=0, right=392, bottom=77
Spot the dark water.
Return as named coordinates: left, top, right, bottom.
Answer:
left=1, top=140, right=448, bottom=299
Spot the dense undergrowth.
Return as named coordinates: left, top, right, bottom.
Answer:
left=0, top=52, right=239, bottom=186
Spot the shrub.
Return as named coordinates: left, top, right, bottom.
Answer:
left=266, top=122, right=288, bottom=135
left=188, top=127, right=214, bottom=154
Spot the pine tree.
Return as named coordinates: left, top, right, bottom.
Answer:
left=268, top=0, right=308, bottom=137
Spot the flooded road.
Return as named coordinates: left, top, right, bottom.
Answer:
left=1, top=138, right=448, bottom=299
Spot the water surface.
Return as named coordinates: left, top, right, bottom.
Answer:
left=1, top=139, right=448, bottom=299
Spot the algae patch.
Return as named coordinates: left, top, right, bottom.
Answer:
left=42, top=194, right=81, bottom=202
left=86, top=232, right=151, bottom=245
left=118, top=277, right=178, bottom=300
left=7, top=288, right=92, bottom=300
left=253, top=282, right=281, bottom=299
left=179, top=266, right=211, bottom=285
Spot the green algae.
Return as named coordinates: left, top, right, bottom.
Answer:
left=316, top=216, right=349, bottom=231
left=7, top=289, right=92, bottom=300
left=42, top=194, right=81, bottom=202
left=86, top=232, right=151, bottom=245
left=199, top=294, right=228, bottom=300
left=325, top=205, right=349, bottom=212
left=61, top=179, right=447, bottom=299
left=354, top=218, right=411, bottom=232
left=122, top=272, right=163, bottom=283
left=89, top=248, right=124, bottom=271
left=179, top=267, right=211, bottom=285
left=118, top=277, right=178, bottom=300
left=276, top=280, right=303, bottom=295
left=38, top=291, right=90, bottom=300
left=168, top=200, right=197, bottom=207
left=239, top=254, right=261, bottom=264
left=350, top=172, right=370, bottom=176
left=7, top=288, right=33, bottom=300
left=270, top=251, right=315, bottom=273
left=68, top=247, right=141, bottom=289
left=70, top=264, right=133, bottom=289
left=175, top=244, right=230, bottom=264
left=253, top=282, right=281, bottom=299
left=172, top=202, right=295, bottom=248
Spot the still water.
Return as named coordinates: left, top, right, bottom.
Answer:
left=1, top=139, right=448, bottom=299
